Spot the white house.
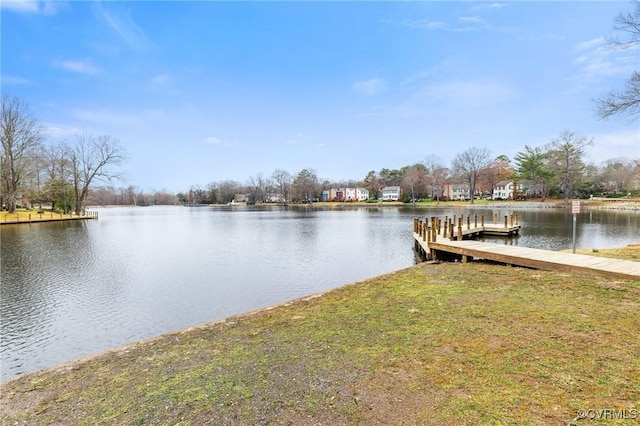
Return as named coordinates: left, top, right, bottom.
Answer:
left=381, top=186, right=401, bottom=201
left=345, top=187, right=369, bottom=201
left=492, top=180, right=533, bottom=200
left=443, top=183, right=470, bottom=201
left=265, top=192, right=284, bottom=203
left=321, top=187, right=369, bottom=202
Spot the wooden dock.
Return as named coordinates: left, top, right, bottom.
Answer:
left=0, top=210, right=98, bottom=225
left=413, top=216, right=640, bottom=281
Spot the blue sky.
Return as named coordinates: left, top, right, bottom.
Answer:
left=2, top=1, right=639, bottom=192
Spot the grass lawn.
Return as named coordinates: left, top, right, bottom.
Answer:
left=1, top=248, right=638, bottom=425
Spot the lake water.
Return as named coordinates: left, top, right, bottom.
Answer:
left=1, top=205, right=639, bottom=381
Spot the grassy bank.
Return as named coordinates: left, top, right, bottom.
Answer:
left=2, top=250, right=638, bottom=425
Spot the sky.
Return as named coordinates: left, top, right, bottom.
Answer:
left=2, top=0, right=639, bottom=193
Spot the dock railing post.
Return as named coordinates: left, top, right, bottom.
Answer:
left=457, top=225, right=462, bottom=241
left=504, top=215, right=508, bottom=229
left=481, top=215, right=485, bottom=227
left=494, top=213, right=498, bottom=224
left=467, top=216, right=470, bottom=230
left=515, top=213, right=518, bottom=225
left=474, top=214, right=477, bottom=228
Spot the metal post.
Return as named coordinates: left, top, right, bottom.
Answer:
left=572, top=213, right=577, bottom=254
left=572, top=200, right=580, bottom=254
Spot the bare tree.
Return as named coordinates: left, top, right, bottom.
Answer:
left=545, top=130, right=593, bottom=205
left=598, top=0, right=640, bottom=121
left=479, top=155, right=512, bottom=196
left=24, top=147, right=47, bottom=208
left=69, top=133, right=125, bottom=214
left=0, top=95, right=43, bottom=212
left=452, top=147, right=491, bottom=204
left=215, top=180, right=241, bottom=203
left=600, top=157, right=637, bottom=193
left=424, top=155, right=448, bottom=203
left=401, top=165, right=425, bottom=205
left=246, top=173, right=267, bottom=203
left=271, top=169, right=292, bottom=203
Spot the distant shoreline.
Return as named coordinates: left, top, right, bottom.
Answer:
left=2, top=199, right=638, bottom=225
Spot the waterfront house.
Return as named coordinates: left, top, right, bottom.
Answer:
left=492, top=180, right=533, bottom=200
left=265, top=192, right=285, bottom=203
left=443, top=183, right=470, bottom=201
left=322, top=187, right=369, bottom=202
left=345, top=187, right=369, bottom=201
left=381, top=186, right=401, bottom=201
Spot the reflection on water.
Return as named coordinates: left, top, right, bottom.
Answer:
left=1, top=205, right=638, bottom=381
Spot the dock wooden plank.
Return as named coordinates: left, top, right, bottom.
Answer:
left=414, top=232, right=640, bottom=281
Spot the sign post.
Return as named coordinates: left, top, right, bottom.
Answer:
left=571, top=200, right=580, bottom=253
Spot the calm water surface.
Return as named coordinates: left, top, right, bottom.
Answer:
left=1, top=205, right=638, bottom=381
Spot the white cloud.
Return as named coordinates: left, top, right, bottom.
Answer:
left=569, top=37, right=638, bottom=90
left=398, top=17, right=493, bottom=33
left=43, top=124, right=82, bottom=138
left=1, top=0, right=38, bottom=13
left=576, top=37, right=605, bottom=52
left=94, top=2, right=154, bottom=52
left=459, top=16, right=485, bottom=24
left=398, top=19, right=448, bottom=30
left=0, top=0, right=61, bottom=14
left=151, top=74, right=170, bottom=85
left=415, top=79, right=518, bottom=107
left=57, top=59, right=102, bottom=75
left=203, top=136, right=237, bottom=147
left=590, top=130, right=640, bottom=162
left=1, top=75, right=36, bottom=85
left=426, top=21, right=448, bottom=30
left=352, top=78, right=387, bottom=95
left=71, top=108, right=141, bottom=126
left=471, top=2, right=510, bottom=11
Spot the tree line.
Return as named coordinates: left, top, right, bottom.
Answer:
left=175, top=134, right=639, bottom=207
left=2, top=94, right=638, bottom=213
left=1, top=95, right=125, bottom=214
